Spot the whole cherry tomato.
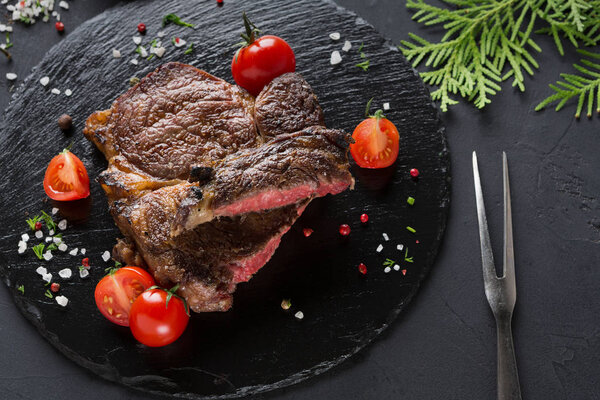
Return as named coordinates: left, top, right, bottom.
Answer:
left=231, top=12, right=295, bottom=97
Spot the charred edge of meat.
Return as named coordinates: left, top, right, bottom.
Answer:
left=191, top=186, right=203, bottom=200
left=188, top=166, right=214, bottom=183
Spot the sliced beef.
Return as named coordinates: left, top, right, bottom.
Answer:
left=84, top=62, right=353, bottom=312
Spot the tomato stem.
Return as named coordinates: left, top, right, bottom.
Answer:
left=147, top=284, right=191, bottom=316
left=364, top=97, right=386, bottom=121
left=240, top=12, right=260, bottom=46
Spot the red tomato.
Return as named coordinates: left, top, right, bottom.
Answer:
left=43, top=150, right=90, bottom=201
left=94, top=266, right=155, bottom=326
left=129, top=288, right=189, bottom=347
left=231, top=13, right=295, bottom=97
left=350, top=112, right=400, bottom=169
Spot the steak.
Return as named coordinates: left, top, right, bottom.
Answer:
left=84, top=62, right=353, bottom=312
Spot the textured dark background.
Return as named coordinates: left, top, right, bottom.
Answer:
left=0, top=1, right=598, bottom=400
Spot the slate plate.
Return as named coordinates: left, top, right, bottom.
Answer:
left=0, top=0, right=449, bottom=398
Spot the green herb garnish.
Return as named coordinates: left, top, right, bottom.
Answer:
left=184, top=42, right=194, bottom=55
left=406, top=226, right=416, bottom=234
left=383, top=258, right=396, bottom=268
left=46, top=243, right=58, bottom=252
left=404, top=248, right=414, bottom=263
left=40, top=211, right=56, bottom=231
left=355, top=59, right=370, bottom=72
left=32, top=243, right=45, bottom=260
left=25, top=215, right=41, bottom=231
left=162, top=13, right=195, bottom=28
left=17, top=285, right=24, bottom=294
left=44, top=289, right=53, bottom=299
left=407, top=196, right=415, bottom=206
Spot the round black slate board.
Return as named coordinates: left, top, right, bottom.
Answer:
left=0, top=0, right=449, bottom=398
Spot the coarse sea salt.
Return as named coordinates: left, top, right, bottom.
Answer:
left=36, top=266, right=48, bottom=276
left=45, top=236, right=52, bottom=243
left=397, top=244, right=404, bottom=251
left=80, top=248, right=86, bottom=255
left=51, top=88, right=61, bottom=95
left=42, top=273, right=52, bottom=283
left=384, top=266, right=391, bottom=273
left=21, top=233, right=29, bottom=242
left=154, top=46, right=166, bottom=58
left=58, top=1, right=69, bottom=10
left=58, top=268, right=72, bottom=279
left=112, top=49, right=121, bottom=58
left=294, top=311, right=304, bottom=320
left=53, top=236, right=61, bottom=244
left=68, top=248, right=78, bottom=256
left=49, top=229, right=54, bottom=236
left=55, top=295, right=68, bottom=307
left=173, top=38, right=186, bottom=48
left=101, top=251, right=111, bottom=262
left=382, top=233, right=389, bottom=241
left=330, top=51, right=342, bottom=65
left=133, top=36, right=142, bottom=45
left=342, top=40, right=352, bottom=52
left=393, top=264, right=400, bottom=271
left=79, top=268, right=89, bottom=278
left=18, top=244, right=26, bottom=254
left=40, top=76, right=50, bottom=86
left=130, top=59, right=139, bottom=66
left=329, top=32, right=340, bottom=40
left=138, top=46, right=148, bottom=57
left=58, top=219, right=67, bottom=230
left=157, top=31, right=166, bottom=38
left=376, top=244, right=383, bottom=253
left=383, top=102, right=390, bottom=110
left=64, top=89, right=72, bottom=96
left=58, top=243, right=68, bottom=252
left=43, top=251, right=53, bottom=261
left=51, top=207, right=58, bottom=215
left=6, top=72, right=17, bottom=80
left=35, top=230, right=43, bottom=239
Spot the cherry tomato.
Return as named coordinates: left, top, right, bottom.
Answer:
left=94, top=266, right=155, bottom=326
left=129, top=287, right=189, bottom=347
left=43, top=149, right=90, bottom=201
left=231, top=13, right=295, bottom=97
left=350, top=103, right=400, bottom=169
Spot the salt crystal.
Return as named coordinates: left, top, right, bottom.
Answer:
left=384, top=266, right=391, bottom=273
left=68, top=248, right=78, bottom=256
left=383, top=102, right=390, bottom=110
left=393, top=264, right=400, bottom=271
left=58, top=243, right=68, bottom=252
left=58, top=268, right=72, bottom=279
left=51, top=88, right=61, bottom=95
left=42, top=273, right=52, bottom=283
left=43, top=251, right=53, bottom=261
left=342, top=40, right=352, bottom=52
left=130, top=59, right=139, bottom=65
left=6, top=72, right=17, bottom=81
left=40, top=76, right=50, bottom=86
left=79, top=268, right=89, bottom=278
left=49, top=229, right=54, bottom=236
left=329, top=32, right=340, bottom=40
left=58, top=219, right=67, bottom=230
left=35, top=230, right=43, bottom=239
left=53, top=236, right=61, bottom=244
left=58, top=1, right=69, bottom=10
left=55, top=295, right=68, bottom=307
left=101, top=251, right=111, bottom=262
left=5, top=26, right=12, bottom=32
left=64, top=89, right=72, bottom=96
left=18, top=244, right=26, bottom=254
left=376, top=244, right=383, bottom=253
left=36, top=266, right=47, bottom=276
left=52, top=11, right=58, bottom=16
left=133, top=36, right=142, bottom=45
left=154, top=46, right=166, bottom=58
left=12, top=10, right=20, bottom=21
left=138, top=47, right=148, bottom=57
left=294, top=311, right=304, bottom=320
left=112, top=49, right=121, bottom=58
left=80, top=248, right=86, bottom=255
left=157, top=31, right=166, bottom=38
left=383, top=233, right=389, bottom=241
left=21, top=233, right=29, bottom=242
left=397, top=244, right=404, bottom=251
left=173, top=38, right=186, bottom=48
left=330, top=51, right=342, bottom=65
left=45, top=236, right=52, bottom=243
left=51, top=207, right=58, bottom=215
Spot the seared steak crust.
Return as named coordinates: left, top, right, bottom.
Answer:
left=84, top=62, right=353, bottom=312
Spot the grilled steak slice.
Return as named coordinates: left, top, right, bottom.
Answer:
left=84, top=62, right=353, bottom=312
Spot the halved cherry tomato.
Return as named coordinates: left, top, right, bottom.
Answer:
left=231, top=13, right=295, bottom=97
left=43, top=149, right=90, bottom=201
left=350, top=101, right=400, bottom=169
left=129, top=286, right=189, bottom=347
left=94, top=266, right=155, bottom=326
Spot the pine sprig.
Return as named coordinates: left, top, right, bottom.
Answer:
left=536, top=49, right=600, bottom=118
left=400, top=0, right=600, bottom=111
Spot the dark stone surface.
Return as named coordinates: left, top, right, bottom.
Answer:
left=0, top=1, right=598, bottom=400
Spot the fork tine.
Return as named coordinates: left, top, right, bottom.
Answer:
left=503, top=152, right=515, bottom=283
left=472, top=151, right=497, bottom=284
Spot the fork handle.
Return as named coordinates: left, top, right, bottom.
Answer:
left=496, top=316, right=522, bottom=400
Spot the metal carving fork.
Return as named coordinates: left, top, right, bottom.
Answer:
left=472, top=152, right=522, bottom=400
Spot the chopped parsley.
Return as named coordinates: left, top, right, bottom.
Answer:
left=383, top=258, right=396, bottom=268
left=404, top=248, right=414, bottom=263
left=355, top=42, right=370, bottom=72
left=25, top=214, right=41, bottom=231
left=44, top=289, right=53, bottom=299
left=32, top=243, right=45, bottom=260
left=162, top=13, right=195, bottom=28
left=406, top=226, right=416, bottom=233
left=17, top=285, right=24, bottom=294
left=184, top=42, right=194, bottom=55
left=46, top=243, right=58, bottom=252
left=40, top=211, right=56, bottom=231
left=407, top=196, right=415, bottom=206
